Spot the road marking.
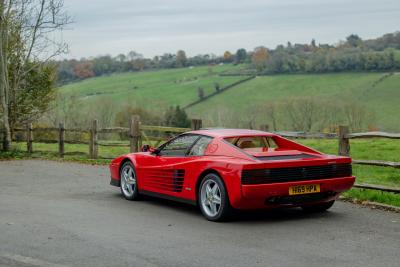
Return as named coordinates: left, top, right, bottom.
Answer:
left=1, top=253, right=68, bottom=267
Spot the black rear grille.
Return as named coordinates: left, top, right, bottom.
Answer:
left=242, top=164, right=352, bottom=185
left=266, top=191, right=337, bottom=205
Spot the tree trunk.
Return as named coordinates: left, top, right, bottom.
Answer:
left=0, top=1, right=12, bottom=151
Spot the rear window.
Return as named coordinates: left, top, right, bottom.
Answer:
left=225, top=136, right=277, bottom=151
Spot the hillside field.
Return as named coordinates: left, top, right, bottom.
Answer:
left=188, top=72, right=400, bottom=131
left=58, top=64, right=244, bottom=114
left=58, top=65, right=400, bottom=131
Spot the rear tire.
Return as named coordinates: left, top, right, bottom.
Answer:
left=198, top=173, right=232, bottom=222
left=120, top=161, right=140, bottom=201
left=301, top=200, right=335, bottom=213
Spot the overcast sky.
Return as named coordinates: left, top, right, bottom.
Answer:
left=62, top=0, right=400, bottom=59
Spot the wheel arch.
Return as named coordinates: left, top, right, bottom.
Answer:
left=195, top=169, right=228, bottom=204
left=119, top=157, right=136, bottom=180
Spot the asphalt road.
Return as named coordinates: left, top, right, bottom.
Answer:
left=0, top=160, right=399, bottom=267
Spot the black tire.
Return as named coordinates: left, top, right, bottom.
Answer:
left=120, top=161, right=140, bottom=201
left=198, top=173, right=232, bottom=222
left=301, top=200, right=335, bottom=213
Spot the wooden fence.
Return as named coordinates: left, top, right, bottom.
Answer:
left=0, top=117, right=201, bottom=159
left=271, top=125, right=400, bottom=194
left=1, top=121, right=399, bottom=194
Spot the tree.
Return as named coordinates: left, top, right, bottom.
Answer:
left=223, top=51, right=233, bottom=62
left=251, top=46, right=269, bottom=71
left=0, top=0, right=71, bottom=151
left=164, top=106, right=190, bottom=128
left=114, top=106, right=160, bottom=138
left=311, top=39, right=317, bottom=49
left=283, top=97, right=320, bottom=131
left=346, top=34, right=362, bottom=47
left=264, top=102, right=278, bottom=131
left=235, top=48, right=247, bottom=63
left=176, top=50, right=187, bottom=67
left=0, top=1, right=12, bottom=150
left=115, top=54, right=126, bottom=63
left=92, top=55, right=115, bottom=75
left=214, top=82, right=220, bottom=92
left=9, top=63, right=56, bottom=131
left=127, top=51, right=143, bottom=61
left=73, top=61, right=94, bottom=79
left=197, top=87, right=205, bottom=100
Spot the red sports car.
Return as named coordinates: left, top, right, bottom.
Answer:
left=110, top=129, right=355, bottom=221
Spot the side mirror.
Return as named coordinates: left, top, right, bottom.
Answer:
left=141, top=144, right=152, bottom=152
left=141, top=144, right=159, bottom=154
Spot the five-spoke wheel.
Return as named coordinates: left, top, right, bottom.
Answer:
left=199, top=173, right=231, bottom=221
left=120, top=161, right=139, bottom=200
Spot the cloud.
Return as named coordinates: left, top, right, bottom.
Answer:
left=61, top=0, right=400, bottom=58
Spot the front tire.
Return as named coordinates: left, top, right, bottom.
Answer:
left=198, top=173, right=232, bottom=222
left=120, top=161, right=140, bottom=201
left=301, top=200, right=335, bottom=213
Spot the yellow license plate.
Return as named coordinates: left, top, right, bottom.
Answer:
left=289, top=184, right=320, bottom=195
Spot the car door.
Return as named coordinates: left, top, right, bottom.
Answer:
left=139, top=134, right=202, bottom=195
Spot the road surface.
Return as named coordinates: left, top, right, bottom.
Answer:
left=0, top=160, right=399, bottom=267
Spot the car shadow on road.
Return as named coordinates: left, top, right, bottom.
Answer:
left=232, top=208, right=344, bottom=224
left=111, top=192, right=345, bottom=223
left=110, top=192, right=201, bottom=216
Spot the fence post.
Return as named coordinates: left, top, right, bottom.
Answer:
left=58, top=122, right=65, bottom=158
left=130, top=115, right=140, bottom=153
left=338, top=125, right=350, bottom=156
left=0, top=129, right=3, bottom=151
left=191, top=119, right=202, bottom=130
left=259, top=124, right=269, bottom=132
left=26, top=123, right=33, bottom=154
left=89, top=119, right=98, bottom=159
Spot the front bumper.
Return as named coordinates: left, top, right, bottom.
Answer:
left=233, top=176, right=355, bottom=209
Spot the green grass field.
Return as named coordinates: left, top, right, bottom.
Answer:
left=2, top=137, right=399, bottom=207
left=187, top=72, right=400, bottom=131
left=59, top=68, right=400, bottom=131
left=59, top=64, right=244, bottom=114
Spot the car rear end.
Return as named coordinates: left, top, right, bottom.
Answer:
left=237, top=157, right=355, bottom=209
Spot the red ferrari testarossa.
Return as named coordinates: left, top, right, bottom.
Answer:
left=110, top=129, right=355, bottom=221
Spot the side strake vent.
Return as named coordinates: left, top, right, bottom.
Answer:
left=242, top=164, right=352, bottom=185
left=172, top=169, right=185, bottom=192
left=145, top=169, right=185, bottom=192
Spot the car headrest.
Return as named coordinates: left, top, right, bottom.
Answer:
left=238, top=140, right=255, bottom=149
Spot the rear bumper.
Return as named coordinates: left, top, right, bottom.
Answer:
left=233, top=176, right=355, bottom=209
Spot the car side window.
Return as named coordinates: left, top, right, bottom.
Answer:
left=188, top=136, right=213, bottom=156
left=159, top=135, right=200, bottom=157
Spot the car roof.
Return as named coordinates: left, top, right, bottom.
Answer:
left=188, top=128, right=276, bottom=138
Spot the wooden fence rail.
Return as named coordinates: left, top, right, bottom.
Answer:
left=276, top=131, right=338, bottom=139
left=0, top=117, right=197, bottom=159
left=274, top=126, right=400, bottom=169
